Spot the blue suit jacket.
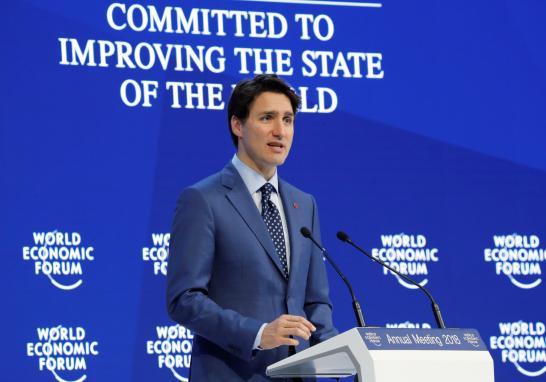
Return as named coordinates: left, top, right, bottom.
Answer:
left=167, top=163, right=337, bottom=381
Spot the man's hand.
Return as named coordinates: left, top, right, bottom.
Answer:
left=259, top=314, right=316, bottom=349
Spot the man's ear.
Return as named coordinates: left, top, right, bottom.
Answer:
left=231, top=116, right=243, bottom=139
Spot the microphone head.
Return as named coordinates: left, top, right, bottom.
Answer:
left=336, top=231, right=350, bottom=242
left=300, top=227, right=312, bottom=238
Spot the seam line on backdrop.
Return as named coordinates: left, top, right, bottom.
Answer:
left=236, top=0, right=383, bottom=8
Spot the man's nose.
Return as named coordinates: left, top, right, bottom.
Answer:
left=272, top=119, right=285, bottom=138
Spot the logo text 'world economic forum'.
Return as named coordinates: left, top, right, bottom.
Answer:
left=484, top=234, right=544, bottom=289
left=371, top=234, right=439, bottom=289
left=22, top=231, right=95, bottom=290
left=490, top=321, right=546, bottom=377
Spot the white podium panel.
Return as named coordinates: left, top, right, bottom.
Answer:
left=266, top=328, right=494, bottom=382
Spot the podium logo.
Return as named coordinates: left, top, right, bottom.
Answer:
left=484, top=234, right=544, bottom=289
left=26, top=325, right=99, bottom=382
left=489, top=321, right=546, bottom=377
left=22, top=231, right=95, bottom=290
left=363, top=331, right=382, bottom=347
left=142, top=233, right=170, bottom=276
left=371, top=234, right=439, bottom=289
left=386, top=321, right=431, bottom=329
left=462, top=332, right=481, bottom=348
left=146, top=324, right=193, bottom=381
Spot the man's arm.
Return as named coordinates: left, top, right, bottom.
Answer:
left=304, top=196, right=339, bottom=345
left=166, top=187, right=263, bottom=361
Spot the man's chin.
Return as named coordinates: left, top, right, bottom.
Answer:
left=271, top=156, right=288, bottom=167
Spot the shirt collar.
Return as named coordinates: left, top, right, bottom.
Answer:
left=232, top=154, right=279, bottom=194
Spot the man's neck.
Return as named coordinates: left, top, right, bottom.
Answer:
left=236, top=153, right=276, bottom=180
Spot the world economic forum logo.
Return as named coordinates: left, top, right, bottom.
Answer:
left=489, top=321, right=546, bottom=377
left=142, top=233, right=170, bottom=276
left=484, top=234, right=544, bottom=289
left=362, top=331, right=382, bottom=347
left=26, top=325, right=99, bottom=382
left=371, top=234, right=439, bottom=289
left=22, top=231, right=95, bottom=290
left=146, top=324, right=193, bottom=381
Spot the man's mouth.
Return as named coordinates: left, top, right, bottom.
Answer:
left=267, top=142, right=285, bottom=154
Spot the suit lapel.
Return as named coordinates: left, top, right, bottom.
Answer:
left=222, top=163, right=286, bottom=279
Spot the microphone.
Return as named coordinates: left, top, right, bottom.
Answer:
left=300, top=227, right=366, bottom=327
left=336, top=231, right=446, bottom=329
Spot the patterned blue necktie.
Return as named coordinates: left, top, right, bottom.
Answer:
left=260, top=183, right=289, bottom=279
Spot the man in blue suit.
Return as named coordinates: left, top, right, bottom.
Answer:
left=167, top=74, right=337, bottom=381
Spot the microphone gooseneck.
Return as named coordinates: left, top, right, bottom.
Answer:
left=336, top=230, right=446, bottom=329
left=300, top=227, right=366, bottom=327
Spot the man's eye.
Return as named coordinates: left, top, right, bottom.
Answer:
left=261, top=115, right=272, bottom=121
left=283, top=117, right=293, bottom=124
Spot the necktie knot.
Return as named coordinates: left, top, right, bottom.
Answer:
left=260, top=183, right=275, bottom=202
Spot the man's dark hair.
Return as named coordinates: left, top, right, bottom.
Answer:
left=227, top=74, right=301, bottom=147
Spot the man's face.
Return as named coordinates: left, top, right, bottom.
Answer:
left=231, top=91, right=295, bottom=179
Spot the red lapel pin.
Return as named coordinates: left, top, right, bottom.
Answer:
left=293, top=202, right=299, bottom=209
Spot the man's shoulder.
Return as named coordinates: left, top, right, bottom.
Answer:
left=180, top=170, right=225, bottom=199
left=190, top=171, right=224, bottom=191
left=279, top=178, right=315, bottom=204
left=177, top=163, right=237, bottom=198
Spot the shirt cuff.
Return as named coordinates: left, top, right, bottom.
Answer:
left=253, top=323, right=267, bottom=350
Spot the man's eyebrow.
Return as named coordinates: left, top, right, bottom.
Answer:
left=257, top=110, right=294, bottom=117
left=259, top=110, right=294, bottom=113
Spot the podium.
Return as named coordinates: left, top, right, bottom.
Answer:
left=266, top=328, right=494, bottom=381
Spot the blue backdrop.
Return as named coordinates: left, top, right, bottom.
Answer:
left=3, top=0, right=546, bottom=381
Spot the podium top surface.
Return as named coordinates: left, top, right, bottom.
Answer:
left=357, top=328, right=488, bottom=351
left=266, top=327, right=493, bottom=380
